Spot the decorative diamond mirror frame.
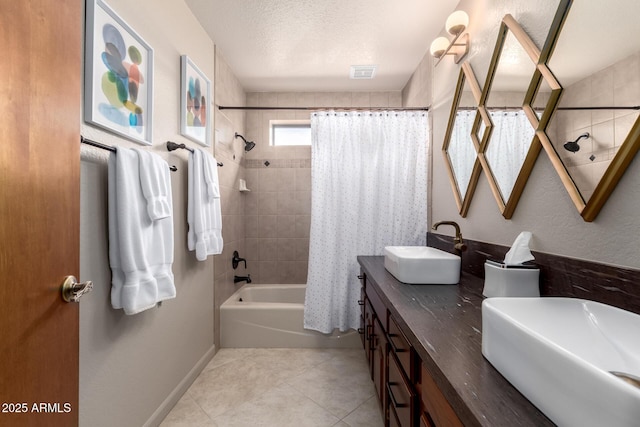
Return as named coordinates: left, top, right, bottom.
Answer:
left=442, top=62, right=485, bottom=216
left=477, top=14, right=561, bottom=219
left=537, top=0, right=640, bottom=222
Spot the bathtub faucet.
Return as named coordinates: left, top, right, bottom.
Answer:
left=234, top=275, right=252, bottom=284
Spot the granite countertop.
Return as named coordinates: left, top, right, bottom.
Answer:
left=357, top=256, right=554, bottom=427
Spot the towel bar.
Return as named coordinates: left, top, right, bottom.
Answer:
left=81, top=136, right=178, bottom=172
left=166, top=141, right=223, bottom=167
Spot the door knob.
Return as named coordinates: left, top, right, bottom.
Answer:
left=61, top=275, right=93, bottom=303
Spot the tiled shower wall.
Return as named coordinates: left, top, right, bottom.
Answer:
left=243, top=91, right=402, bottom=283
left=547, top=51, right=640, bottom=200
left=213, top=49, right=247, bottom=348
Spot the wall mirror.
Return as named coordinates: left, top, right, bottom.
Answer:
left=477, top=15, right=545, bottom=218
left=540, top=0, right=640, bottom=221
left=442, top=62, right=484, bottom=217
left=531, top=75, right=553, bottom=121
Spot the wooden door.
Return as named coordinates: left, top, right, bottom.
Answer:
left=0, top=1, right=82, bottom=426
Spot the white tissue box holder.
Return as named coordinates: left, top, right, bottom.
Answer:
left=483, top=261, right=540, bottom=298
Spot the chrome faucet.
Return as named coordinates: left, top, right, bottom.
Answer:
left=432, top=221, right=467, bottom=254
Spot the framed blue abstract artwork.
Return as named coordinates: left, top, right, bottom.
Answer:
left=180, top=55, right=211, bottom=147
left=84, top=0, right=153, bottom=145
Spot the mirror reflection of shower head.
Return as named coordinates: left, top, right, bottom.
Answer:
left=235, top=132, right=256, bottom=152
left=563, top=132, right=590, bottom=153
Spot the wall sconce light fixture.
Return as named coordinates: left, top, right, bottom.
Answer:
left=430, top=10, right=470, bottom=65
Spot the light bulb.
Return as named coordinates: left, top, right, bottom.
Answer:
left=446, top=10, right=469, bottom=36
left=430, top=37, right=450, bottom=58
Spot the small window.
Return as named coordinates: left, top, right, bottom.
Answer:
left=270, top=120, right=311, bottom=146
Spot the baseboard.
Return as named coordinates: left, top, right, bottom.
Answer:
left=143, top=345, right=216, bottom=427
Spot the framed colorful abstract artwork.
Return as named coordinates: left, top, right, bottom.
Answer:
left=84, top=0, right=153, bottom=145
left=180, top=56, right=211, bottom=146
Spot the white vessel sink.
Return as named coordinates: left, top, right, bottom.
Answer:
left=482, top=297, right=640, bottom=427
left=383, top=246, right=460, bottom=284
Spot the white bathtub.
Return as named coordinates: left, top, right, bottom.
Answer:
left=220, top=284, right=361, bottom=348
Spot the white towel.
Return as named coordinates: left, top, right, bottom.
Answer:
left=202, top=152, right=220, bottom=202
left=135, top=149, right=172, bottom=220
left=108, top=148, right=176, bottom=314
left=188, top=148, right=223, bottom=260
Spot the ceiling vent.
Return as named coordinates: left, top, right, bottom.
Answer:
left=350, top=65, right=377, bottom=79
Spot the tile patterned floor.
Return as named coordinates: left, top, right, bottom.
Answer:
left=160, top=348, right=384, bottom=427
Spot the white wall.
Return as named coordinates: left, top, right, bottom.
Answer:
left=408, top=0, right=640, bottom=269
left=79, top=1, right=217, bottom=425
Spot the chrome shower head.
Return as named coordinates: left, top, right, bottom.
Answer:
left=563, top=132, right=589, bottom=153
left=235, top=132, right=256, bottom=152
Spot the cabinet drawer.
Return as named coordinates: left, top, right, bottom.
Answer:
left=388, top=314, right=413, bottom=380
left=420, top=413, right=435, bottom=427
left=420, top=364, right=462, bottom=427
left=388, top=352, right=415, bottom=426
left=372, top=317, right=387, bottom=404
left=367, top=283, right=387, bottom=329
left=389, top=404, right=401, bottom=427
left=359, top=313, right=366, bottom=347
left=364, top=300, right=374, bottom=368
left=358, top=287, right=366, bottom=347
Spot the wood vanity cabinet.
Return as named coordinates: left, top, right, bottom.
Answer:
left=359, top=270, right=463, bottom=427
left=388, top=342, right=417, bottom=426
left=361, top=298, right=372, bottom=364
left=360, top=274, right=387, bottom=411
left=387, top=313, right=418, bottom=426
left=372, top=316, right=388, bottom=405
left=417, top=364, right=463, bottom=427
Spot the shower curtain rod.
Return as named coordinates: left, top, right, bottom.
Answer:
left=218, top=105, right=429, bottom=111
left=80, top=136, right=179, bottom=171
left=457, top=105, right=640, bottom=111
left=556, top=105, right=640, bottom=111
left=457, top=106, right=528, bottom=112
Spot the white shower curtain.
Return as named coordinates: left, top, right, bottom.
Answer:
left=304, top=111, right=428, bottom=334
left=486, top=110, right=535, bottom=201
left=448, top=110, right=477, bottom=197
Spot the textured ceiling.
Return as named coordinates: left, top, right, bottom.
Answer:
left=184, top=0, right=459, bottom=92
